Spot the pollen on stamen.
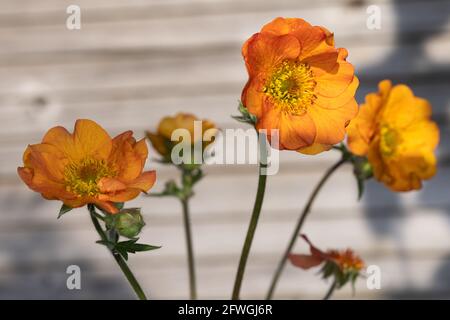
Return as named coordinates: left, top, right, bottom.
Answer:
left=380, top=125, right=402, bottom=156
left=263, top=60, right=317, bottom=116
left=64, top=157, right=115, bottom=197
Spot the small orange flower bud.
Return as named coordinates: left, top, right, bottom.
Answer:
left=146, top=113, right=217, bottom=160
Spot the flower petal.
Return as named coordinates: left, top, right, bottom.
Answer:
left=261, top=17, right=312, bottom=35
left=244, top=33, right=300, bottom=76
left=308, top=98, right=358, bottom=146
left=98, top=177, right=127, bottom=193
left=289, top=253, right=324, bottom=269
left=110, top=132, right=148, bottom=182
left=298, top=143, right=332, bottom=155
left=73, top=119, right=112, bottom=160
left=128, top=170, right=157, bottom=192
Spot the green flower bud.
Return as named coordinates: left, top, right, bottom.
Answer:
left=114, top=208, right=145, bottom=238
left=353, top=156, right=373, bottom=181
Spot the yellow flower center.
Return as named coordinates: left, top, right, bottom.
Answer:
left=64, top=158, right=115, bottom=197
left=380, top=125, right=401, bottom=156
left=263, top=60, right=317, bottom=115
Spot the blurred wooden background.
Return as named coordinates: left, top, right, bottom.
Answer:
left=0, top=0, right=449, bottom=299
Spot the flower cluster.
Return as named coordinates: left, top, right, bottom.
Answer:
left=15, top=15, right=441, bottom=301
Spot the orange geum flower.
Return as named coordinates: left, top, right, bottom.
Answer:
left=241, top=17, right=359, bottom=154
left=146, top=113, right=216, bottom=161
left=289, top=235, right=364, bottom=289
left=347, top=80, right=439, bottom=191
left=18, top=119, right=156, bottom=214
left=289, top=235, right=364, bottom=272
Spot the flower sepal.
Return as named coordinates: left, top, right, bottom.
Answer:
left=149, top=167, right=204, bottom=201
left=333, top=143, right=353, bottom=162
left=351, top=156, right=373, bottom=200
left=333, top=144, right=373, bottom=200
left=57, top=203, right=73, bottom=219
left=232, top=101, right=257, bottom=126
left=320, top=260, right=361, bottom=291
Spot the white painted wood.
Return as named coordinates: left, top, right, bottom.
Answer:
left=0, top=1, right=449, bottom=54
left=0, top=0, right=449, bottom=300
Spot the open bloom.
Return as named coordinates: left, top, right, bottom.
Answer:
left=289, top=235, right=364, bottom=288
left=241, top=17, right=359, bottom=154
left=18, top=119, right=156, bottom=214
left=146, top=113, right=216, bottom=160
left=347, top=80, right=439, bottom=191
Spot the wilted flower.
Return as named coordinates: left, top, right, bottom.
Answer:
left=347, top=80, right=439, bottom=191
left=146, top=113, right=216, bottom=161
left=241, top=17, right=359, bottom=154
left=18, top=119, right=156, bottom=214
left=289, top=235, right=364, bottom=289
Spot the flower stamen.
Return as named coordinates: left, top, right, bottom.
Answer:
left=263, top=60, right=317, bottom=116
left=64, top=157, right=115, bottom=197
left=380, top=125, right=401, bottom=156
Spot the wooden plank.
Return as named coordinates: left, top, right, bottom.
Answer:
left=1, top=206, right=449, bottom=285
left=0, top=39, right=448, bottom=144
left=0, top=1, right=448, bottom=54
left=1, top=256, right=449, bottom=299
left=1, top=35, right=450, bottom=94
left=0, top=222, right=449, bottom=299
left=0, top=0, right=421, bottom=20
left=1, top=123, right=449, bottom=181
left=2, top=165, right=450, bottom=224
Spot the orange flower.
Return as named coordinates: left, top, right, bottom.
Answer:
left=18, top=119, right=156, bottom=214
left=146, top=113, right=216, bottom=159
left=241, top=17, right=359, bottom=154
left=289, top=235, right=364, bottom=273
left=289, top=235, right=364, bottom=289
left=347, top=80, right=439, bottom=191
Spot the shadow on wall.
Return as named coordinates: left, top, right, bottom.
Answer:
left=0, top=192, right=132, bottom=299
left=358, top=0, right=450, bottom=298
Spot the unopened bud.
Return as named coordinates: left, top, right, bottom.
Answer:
left=114, top=208, right=145, bottom=238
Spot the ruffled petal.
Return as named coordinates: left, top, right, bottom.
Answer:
left=308, top=99, right=358, bottom=146
left=277, top=112, right=317, bottom=150
left=289, top=253, right=324, bottom=269
left=244, top=33, right=301, bottom=76
left=314, top=53, right=355, bottom=98
left=128, top=171, right=157, bottom=192
left=73, top=119, right=112, bottom=160
left=261, top=17, right=312, bottom=35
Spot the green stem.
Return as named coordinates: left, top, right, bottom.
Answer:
left=88, top=205, right=147, bottom=300
left=265, top=158, right=346, bottom=300
left=181, top=198, right=197, bottom=300
left=323, top=280, right=337, bottom=300
left=232, top=161, right=268, bottom=299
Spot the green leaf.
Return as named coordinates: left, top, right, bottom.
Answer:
left=96, top=240, right=115, bottom=250
left=352, top=156, right=373, bottom=200
left=96, top=238, right=160, bottom=260
left=57, top=204, right=72, bottom=219
left=356, top=176, right=365, bottom=200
